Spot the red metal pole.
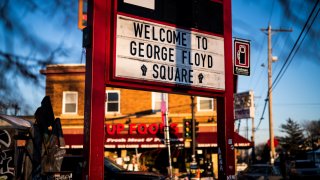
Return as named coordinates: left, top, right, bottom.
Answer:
left=83, top=0, right=107, bottom=179
left=217, top=0, right=236, bottom=179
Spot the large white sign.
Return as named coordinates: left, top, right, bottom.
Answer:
left=124, top=0, right=155, bottom=10
left=116, top=15, right=225, bottom=90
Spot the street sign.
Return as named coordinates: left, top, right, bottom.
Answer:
left=233, top=39, right=250, bottom=76
left=115, top=15, right=225, bottom=91
left=234, top=90, right=254, bottom=119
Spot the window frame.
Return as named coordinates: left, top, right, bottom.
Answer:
left=105, top=90, right=120, bottom=114
left=62, top=91, right=78, bottom=114
left=197, top=96, right=214, bottom=112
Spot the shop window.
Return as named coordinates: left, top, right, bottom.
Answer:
left=152, top=92, right=168, bottom=112
left=197, top=97, right=213, bottom=111
left=62, top=91, right=78, bottom=114
left=106, top=90, right=120, bottom=114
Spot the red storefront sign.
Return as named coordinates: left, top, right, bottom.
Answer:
left=105, top=123, right=178, bottom=135
left=65, top=122, right=252, bottom=149
left=64, top=131, right=251, bottom=149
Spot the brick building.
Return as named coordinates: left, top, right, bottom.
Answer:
left=40, top=64, right=251, bottom=177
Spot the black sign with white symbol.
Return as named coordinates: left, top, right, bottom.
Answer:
left=234, top=39, right=250, bottom=76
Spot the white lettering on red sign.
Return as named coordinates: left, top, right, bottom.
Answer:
left=105, top=123, right=178, bottom=135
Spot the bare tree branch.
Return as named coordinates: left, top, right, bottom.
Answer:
left=0, top=0, right=79, bottom=115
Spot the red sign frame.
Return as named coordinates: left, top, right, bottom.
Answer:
left=104, top=0, right=227, bottom=97
left=85, top=0, right=235, bottom=179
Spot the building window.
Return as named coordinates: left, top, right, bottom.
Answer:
left=62, top=91, right=78, bottom=114
left=152, top=92, right=168, bottom=112
left=106, top=90, right=120, bottom=114
left=197, top=97, right=213, bottom=111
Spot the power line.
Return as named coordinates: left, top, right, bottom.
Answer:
left=248, top=0, right=274, bottom=89
left=256, top=0, right=320, bottom=132
left=272, top=4, right=320, bottom=90
left=268, top=0, right=276, bottom=24
left=272, top=0, right=320, bottom=91
left=256, top=98, right=268, bottom=130
left=248, top=36, right=267, bottom=89
left=274, top=103, right=320, bottom=106
left=272, top=33, right=291, bottom=73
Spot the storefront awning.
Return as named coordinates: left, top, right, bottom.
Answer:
left=197, top=132, right=253, bottom=148
left=0, top=114, right=32, bottom=130
left=63, top=132, right=252, bottom=149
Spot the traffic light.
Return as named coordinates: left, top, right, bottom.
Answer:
left=183, top=119, right=192, bottom=141
left=78, top=0, right=87, bottom=29
left=195, top=120, right=199, bottom=137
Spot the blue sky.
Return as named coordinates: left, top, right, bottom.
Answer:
left=233, top=0, right=320, bottom=144
left=2, top=0, right=319, bottom=145
left=0, top=0, right=83, bottom=113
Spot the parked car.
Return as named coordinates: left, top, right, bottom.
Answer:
left=237, top=164, right=282, bottom=180
left=289, top=160, right=320, bottom=179
left=61, top=156, right=167, bottom=180
left=104, top=157, right=167, bottom=180
left=60, top=155, right=84, bottom=179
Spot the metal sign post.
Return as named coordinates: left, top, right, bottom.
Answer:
left=83, top=0, right=108, bottom=179
left=217, top=0, right=236, bottom=179
left=161, top=93, right=173, bottom=178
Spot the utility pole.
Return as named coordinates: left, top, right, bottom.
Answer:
left=251, top=117, right=255, bottom=147
left=251, top=117, right=255, bottom=163
left=261, top=25, right=292, bottom=164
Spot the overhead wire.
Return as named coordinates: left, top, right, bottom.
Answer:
left=274, top=103, right=320, bottom=106
left=250, top=0, right=275, bottom=89
left=268, top=0, right=276, bottom=24
left=255, top=0, right=320, bottom=130
left=236, top=1, right=275, bottom=135
left=249, top=36, right=267, bottom=90
left=272, top=33, right=290, bottom=73
left=255, top=1, right=295, bottom=130
left=249, top=0, right=275, bottom=129
left=273, top=0, right=300, bottom=73
left=256, top=97, right=268, bottom=130
left=272, top=2, right=320, bottom=90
